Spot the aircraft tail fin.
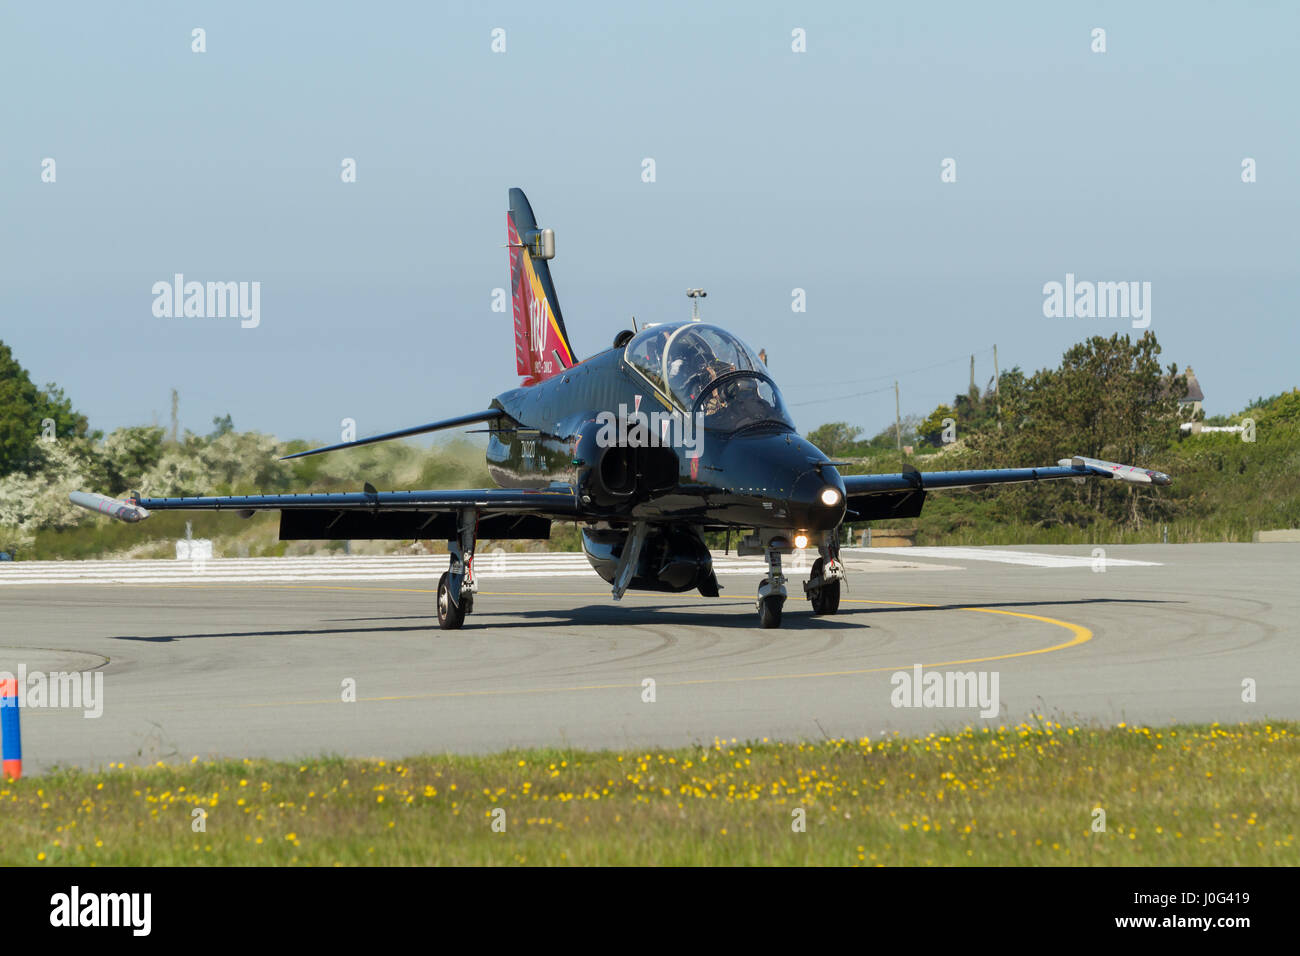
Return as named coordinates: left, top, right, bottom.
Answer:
left=508, top=188, right=576, bottom=384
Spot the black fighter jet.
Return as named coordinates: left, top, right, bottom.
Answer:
left=72, top=189, right=1171, bottom=629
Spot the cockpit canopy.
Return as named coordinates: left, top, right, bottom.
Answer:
left=623, top=322, right=794, bottom=431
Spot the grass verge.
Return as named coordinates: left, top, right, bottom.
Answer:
left=3, top=721, right=1295, bottom=865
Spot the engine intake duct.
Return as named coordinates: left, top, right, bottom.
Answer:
left=573, top=419, right=679, bottom=508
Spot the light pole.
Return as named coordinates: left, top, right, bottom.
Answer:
left=686, top=287, right=707, bottom=320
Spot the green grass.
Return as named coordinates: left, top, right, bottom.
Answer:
left=4, top=721, right=1295, bottom=865
left=29, top=511, right=286, bottom=560
left=853, top=430, right=1300, bottom=547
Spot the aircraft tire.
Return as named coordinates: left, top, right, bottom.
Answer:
left=757, top=578, right=785, bottom=628
left=809, top=559, right=841, bottom=615
left=437, top=571, right=466, bottom=630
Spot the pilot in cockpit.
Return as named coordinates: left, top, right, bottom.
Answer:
left=669, top=339, right=729, bottom=410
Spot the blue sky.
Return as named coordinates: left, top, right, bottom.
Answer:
left=3, top=0, right=1296, bottom=444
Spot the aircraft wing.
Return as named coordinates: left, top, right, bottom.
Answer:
left=68, top=406, right=586, bottom=539
left=68, top=487, right=581, bottom=540
left=842, top=455, right=1171, bottom=496
left=840, top=455, right=1170, bottom=521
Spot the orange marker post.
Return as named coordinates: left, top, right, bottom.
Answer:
left=1, top=676, right=20, bottom=780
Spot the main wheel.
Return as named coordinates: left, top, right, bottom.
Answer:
left=437, top=571, right=466, bottom=630
left=757, top=578, right=785, bottom=628
left=809, top=558, right=841, bottom=615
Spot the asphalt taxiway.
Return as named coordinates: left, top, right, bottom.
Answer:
left=1, top=544, right=1296, bottom=773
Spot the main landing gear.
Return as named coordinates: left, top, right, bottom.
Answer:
left=437, top=509, right=478, bottom=630
left=803, top=539, right=844, bottom=615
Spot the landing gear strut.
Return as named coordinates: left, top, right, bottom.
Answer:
left=437, top=509, right=477, bottom=630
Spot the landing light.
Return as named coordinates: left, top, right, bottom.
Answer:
left=794, top=533, right=809, bottom=550
left=820, top=487, right=841, bottom=507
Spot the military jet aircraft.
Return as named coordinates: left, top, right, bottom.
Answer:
left=72, top=188, right=1171, bottom=629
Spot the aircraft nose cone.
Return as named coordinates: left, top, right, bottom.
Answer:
left=789, top=463, right=846, bottom=531
left=718, top=432, right=846, bottom=530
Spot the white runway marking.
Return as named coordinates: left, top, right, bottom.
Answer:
left=0, top=550, right=957, bottom=585
left=849, top=546, right=1162, bottom=568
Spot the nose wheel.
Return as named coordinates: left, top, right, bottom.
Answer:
left=757, top=577, right=785, bottom=628
left=756, top=542, right=789, bottom=628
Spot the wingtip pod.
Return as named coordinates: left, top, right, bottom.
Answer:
left=68, top=491, right=151, bottom=523
left=1059, top=457, right=1172, bottom=487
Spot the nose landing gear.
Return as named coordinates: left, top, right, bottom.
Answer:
left=741, top=531, right=796, bottom=628
left=756, top=545, right=788, bottom=629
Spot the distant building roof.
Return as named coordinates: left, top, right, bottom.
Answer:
left=1183, top=367, right=1204, bottom=403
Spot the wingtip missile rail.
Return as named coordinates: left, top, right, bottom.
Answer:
left=68, top=491, right=151, bottom=523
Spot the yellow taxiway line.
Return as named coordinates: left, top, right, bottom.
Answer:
left=219, top=589, right=1092, bottom=709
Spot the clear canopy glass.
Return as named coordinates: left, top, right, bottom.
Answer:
left=623, top=322, right=793, bottom=431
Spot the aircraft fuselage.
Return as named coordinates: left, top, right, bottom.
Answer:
left=485, top=343, right=847, bottom=534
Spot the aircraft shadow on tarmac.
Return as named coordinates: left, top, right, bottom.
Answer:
left=465, top=596, right=1177, bottom=631
left=107, top=597, right=1176, bottom=642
